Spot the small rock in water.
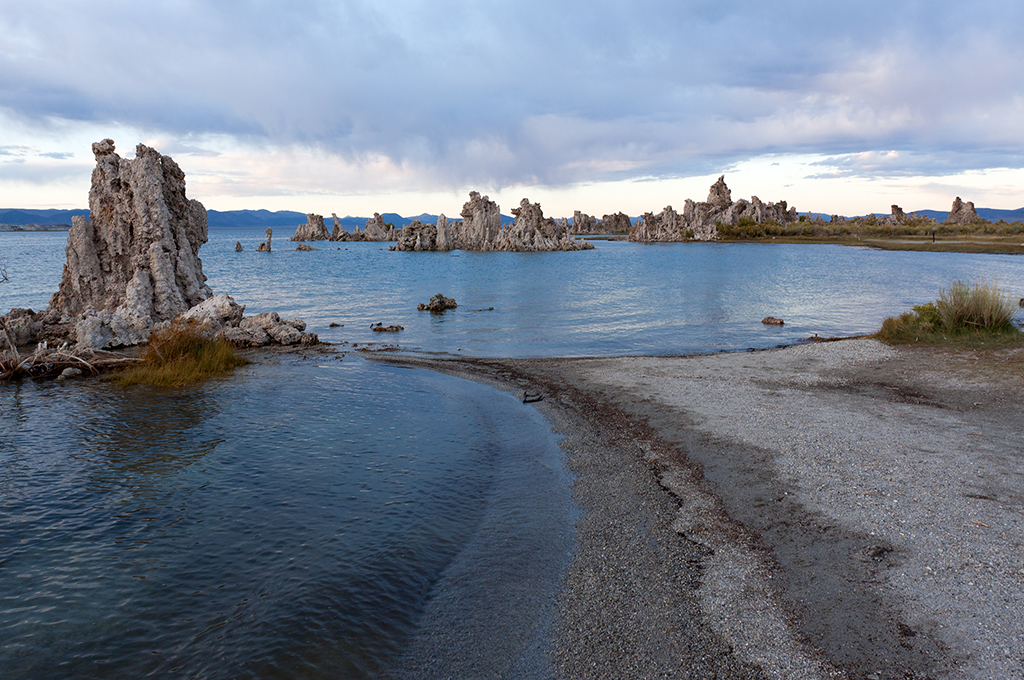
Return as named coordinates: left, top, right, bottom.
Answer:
left=371, top=323, right=404, bottom=333
left=235, top=241, right=243, bottom=252
left=417, top=293, right=458, bottom=313
left=57, top=367, right=83, bottom=380
left=329, top=322, right=343, bottom=327
left=256, top=228, right=272, bottom=252
left=761, top=316, right=784, bottom=325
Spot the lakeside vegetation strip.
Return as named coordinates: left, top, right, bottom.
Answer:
left=108, top=321, right=249, bottom=387
left=877, top=280, right=1024, bottom=348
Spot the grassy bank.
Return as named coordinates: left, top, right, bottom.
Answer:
left=877, top=281, right=1024, bottom=348
left=110, top=321, right=248, bottom=387
left=717, top=217, right=1024, bottom=255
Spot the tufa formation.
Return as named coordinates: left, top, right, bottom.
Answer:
left=1, top=141, right=313, bottom=350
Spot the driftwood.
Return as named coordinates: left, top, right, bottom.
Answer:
left=0, top=343, right=140, bottom=381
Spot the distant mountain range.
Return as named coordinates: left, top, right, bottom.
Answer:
left=2, top=206, right=1021, bottom=231
left=0, top=208, right=516, bottom=230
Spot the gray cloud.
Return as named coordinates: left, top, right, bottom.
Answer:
left=1, top=0, right=1022, bottom=187
left=0, top=145, right=32, bottom=156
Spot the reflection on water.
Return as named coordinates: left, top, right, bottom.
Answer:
left=0, top=358, right=572, bottom=679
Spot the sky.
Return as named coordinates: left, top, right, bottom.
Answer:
left=1, top=0, right=1023, bottom=218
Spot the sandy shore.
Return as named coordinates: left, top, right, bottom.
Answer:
left=371, top=339, right=1024, bottom=680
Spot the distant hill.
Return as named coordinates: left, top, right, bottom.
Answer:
left=206, top=209, right=307, bottom=228
left=0, top=208, right=87, bottom=226
left=0, top=223, right=71, bottom=232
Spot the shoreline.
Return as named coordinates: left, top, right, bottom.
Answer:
left=368, top=338, right=1024, bottom=679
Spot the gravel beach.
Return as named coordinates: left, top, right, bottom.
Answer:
left=373, top=338, right=1024, bottom=679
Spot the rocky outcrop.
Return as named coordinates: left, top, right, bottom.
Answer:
left=391, top=194, right=592, bottom=252
left=179, top=295, right=316, bottom=347
left=257, top=228, right=272, bottom=252
left=629, top=176, right=798, bottom=242
left=394, top=220, right=438, bottom=251
left=45, top=140, right=214, bottom=348
left=2, top=142, right=315, bottom=352
left=947, top=197, right=981, bottom=225
left=328, top=213, right=361, bottom=241
left=418, top=293, right=458, bottom=313
left=361, top=213, right=398, bottom=241
left=492, top=199, right=594, bottom=252
left=571, top=211, right=597, bottom=234
left=435, top=214, right=452, bottom=251
left=0, top=308, right=48, bottom=349
left=599, top=212, right=632, bottom=234
left=290, top=213, right=330, bottom=241
left=458, top=191, right=503, bottom=249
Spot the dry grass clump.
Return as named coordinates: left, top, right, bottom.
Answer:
left=877, top=281, right=1023, bottom=347
left=110, top=320, right=248, bottom=387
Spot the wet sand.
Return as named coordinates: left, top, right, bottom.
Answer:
left=371, top=339, right=1024, bottom=679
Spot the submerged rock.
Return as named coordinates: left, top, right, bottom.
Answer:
left=762, top=316, right=785, bottom=325
left=295, top=243, right=319, bottom=251
left=371, top=323, right=404, bottom=333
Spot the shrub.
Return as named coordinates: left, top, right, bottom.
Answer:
left=111, top=320, right=249, bottom=387
left=877, top=281, right=1022, bottom=346
left=935, top=280, right=1017, bottom=332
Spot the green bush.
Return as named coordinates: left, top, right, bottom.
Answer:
left=936, top=281, right=1017, bottom=332
left=877, top=281, right=1022, bottom=345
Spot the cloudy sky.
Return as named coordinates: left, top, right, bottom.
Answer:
left=1, top=0, right=1023, bottom=217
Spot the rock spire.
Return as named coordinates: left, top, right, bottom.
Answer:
left=48, top=139, right=213, bottom=347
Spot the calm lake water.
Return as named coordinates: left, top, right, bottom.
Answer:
left=6, top=229, right=1023, bottom=356
left=2, top=229, right=1023, bottom=678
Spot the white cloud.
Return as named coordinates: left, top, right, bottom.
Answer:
left=1, top=0, right=1023, bottom=211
